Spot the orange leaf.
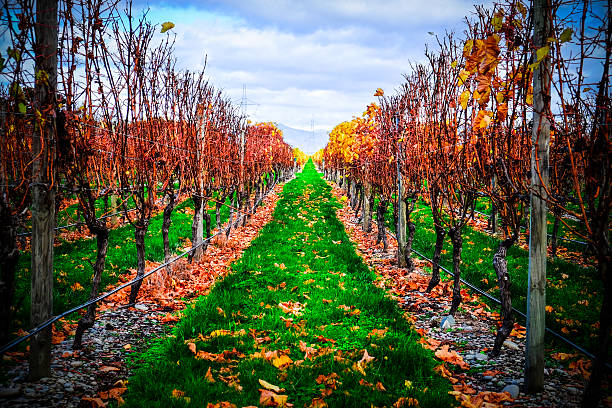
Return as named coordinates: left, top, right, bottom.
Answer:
left=551, top=352, right=576, bottom=362
left=205, top=367, right=215, bottom=383
left=392, top=397, right=420, bottom=407
left=187, top=342, right=196, bottom=355
left=308, top=398, right=328, bottom=408
left=434, top=345, right=470, bottom=370
left=171, top=389, right=185, bottom=398
left=207, top=402, right=238, bottom=408
left=81, top=397, right=107, bottom=408
left=259, top=389, right=288, bottom=407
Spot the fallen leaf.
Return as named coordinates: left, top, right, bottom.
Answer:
left=259, top=389, right=288, bottom=407
left=272, top=354, right=293, bottom=369
left=259, top=378, right=283, bottom=392
left=99, top=366, right=120, bottom=372
left=435, top=345, right=470, bottom=370
left=308, top=398, right=328, bottom=408
left=187, top=342, right=196, bottom=355
left=81, top=397, right=107, bottom=408
left=359, top=349, right=375, bottom=364
left=392, top=397, right=420, bottom=407
left=206, top=403, right=237, bottom=408
left=205, top=367, right=215, bottom=383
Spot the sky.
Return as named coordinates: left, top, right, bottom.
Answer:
left=138, top=0, right=493, bottom=152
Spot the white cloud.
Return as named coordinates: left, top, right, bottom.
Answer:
left=144, top=0, right=493, bottom=152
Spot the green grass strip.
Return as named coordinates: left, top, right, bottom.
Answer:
left=377, top=198, right=599, bottom=353
left=12, top=196, right=233, bottom=331
left=123, top=161, right=455, bottom=408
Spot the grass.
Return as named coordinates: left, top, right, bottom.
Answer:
left=472, top=196, right=588, bottom=253
left=374, top=197, right=601, bottom=354
left=10, top=192, right=238, bottom=337
left=122, top=161, right=455, bottom=408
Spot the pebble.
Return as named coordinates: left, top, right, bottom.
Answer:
left=0, top=306, right=169, bottom=408
left=503, top=384, right=521, bottom=399
left=440, top=315, right=455, bottom=329
left=503, top=339, right=519, bottom=350
left=475, top=353, right=488, bottom=361
left=483, top=375, right=493, bottom=381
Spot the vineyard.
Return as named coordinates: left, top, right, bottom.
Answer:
left=0, top=0, right=610, bottom=407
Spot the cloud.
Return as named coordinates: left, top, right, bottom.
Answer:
left=142, top=0, right=493, bottom=152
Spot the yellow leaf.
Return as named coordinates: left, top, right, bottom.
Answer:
left=457, top=69, right=470, bottom=86
left=459, top=90, right=470, bottom=110
left=259, top=379, right=282, bottom=392
left=450, top=60, right=457, bottom=68
left=463, top=39, right=474, bottom=56
left=272, top=354, right=293, bottom=368
left=160, top=22, right=175, bottom=33
left=492, top=15, right=503, bottom=32
left=496, top=91, right=505, bottom=104
left=210, top=329, right=232, bottom=338
left=374, top=88, right=384, bottom=96
left=536, top=45, right=549, bottom=62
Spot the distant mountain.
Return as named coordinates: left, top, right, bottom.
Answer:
left=276, top=123, right=329, bottom=155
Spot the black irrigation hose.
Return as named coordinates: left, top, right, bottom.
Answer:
left=382, top=231, right=611, bottom=369
left=0, top=179, right=282, bottom=355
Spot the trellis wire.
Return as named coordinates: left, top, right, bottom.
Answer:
left=337, top=181, right=609, bottom=369
left=0, top=177, right=280, bottom=355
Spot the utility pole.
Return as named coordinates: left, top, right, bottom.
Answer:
left=526, top=0, right=552, bottom=393
left=29, top=0, right=58, bottom=380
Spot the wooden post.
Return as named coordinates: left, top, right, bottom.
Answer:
left=192, top=110, right=208, bottom=262
left=362, top=180, right=372, bottom=232
left=29, top=0, right=58, bottom=380
left=490, top=175, right=497, bottom=234
left=526, top=0, right=551, bottom=393
left=395, top=116, right=406, bottom=267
